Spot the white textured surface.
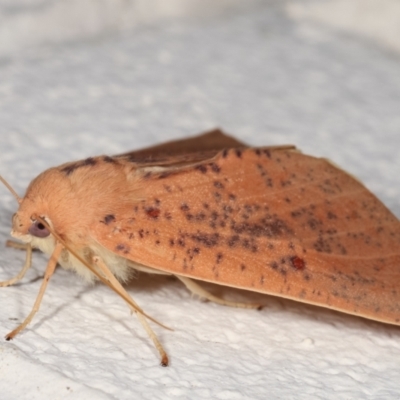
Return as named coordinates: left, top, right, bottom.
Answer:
left=0, top=1, right=400, bottom=399
left=0, top=0, right=263, bottom=57
left=287, top=0, right=400, bottom=54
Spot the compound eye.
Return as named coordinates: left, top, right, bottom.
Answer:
left=29, top=220, right=50, bottom=238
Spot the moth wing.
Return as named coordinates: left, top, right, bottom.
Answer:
left=116, top=128, right=295, bottom=168
left=93, top=147, right=400, bottom=325
left=117, top=128, right=247, bottom=159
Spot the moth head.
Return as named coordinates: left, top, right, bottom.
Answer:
left=9, top=192, right=56, bottom=252
left=11, top=212, right=52, bottom=243
left=0, top=173, right=60, bottom=246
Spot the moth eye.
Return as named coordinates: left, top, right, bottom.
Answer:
left=29, top=220, right=50, bottom=238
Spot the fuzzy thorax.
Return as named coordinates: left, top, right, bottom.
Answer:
left=10, top=160, right=147, bottom=283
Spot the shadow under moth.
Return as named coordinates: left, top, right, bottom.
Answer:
left=1, top=129, right=399, bottom=366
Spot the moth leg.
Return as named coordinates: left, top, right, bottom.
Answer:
left=0, top=243, right=32, bottom=287
left=6, top=240, right=32, bottom=251
left=5, top=242, right=63, bottom=340
left=176, top=275, right=262, bottom=310
left=93, top=256, right=169, bottom=367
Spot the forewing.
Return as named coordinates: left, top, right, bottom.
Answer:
left=93, top=148, right=400, bottom=325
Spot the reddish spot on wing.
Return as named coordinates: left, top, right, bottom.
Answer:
left=290, top=256, right=305, bottom=270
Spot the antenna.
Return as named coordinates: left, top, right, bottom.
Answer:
left=0, top=175, right=22, bottom=204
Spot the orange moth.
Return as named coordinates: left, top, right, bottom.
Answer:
left=1, top=129, right=400, bottom=366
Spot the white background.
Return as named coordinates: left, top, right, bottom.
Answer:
left=0, top=1, right=399, bottom=398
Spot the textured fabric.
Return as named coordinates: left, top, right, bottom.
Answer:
left=0, top=1, right=399, bottom=399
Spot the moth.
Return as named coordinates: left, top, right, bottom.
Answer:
left=1, top=129, right=400, bottom=366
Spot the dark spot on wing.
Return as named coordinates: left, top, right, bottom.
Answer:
left=210, top=163, right=221, bottom=173
left=190, top=232, right=220, bottom=247
left=180, top=203, right=190, bottom=212
left=227, top=235, right=240, bottom=247
left=83, top=157, right=96, bottom=166
left=146, top=207, right=160, bottom=219
left=103, top=156, right=117, bottom=164
left=327, top=211, right=337, bottom=220
left=195, top=165, right=208, bottom=174
left=263, top=149, right=271, bottom=158
left=102, top=214, right=116, bottom=225
left=214, top=181, right=224, bottom=189
left=269, top=261, right=278, bottom=270
left=115, top=243, right=130, bottom=254
left=61, top=157, right=97, bottom=175
left=61, top=162, right=81, bottom=175
left=313, top=235, right=332, bottom=253
left=231, top=216, right=292, bottom=238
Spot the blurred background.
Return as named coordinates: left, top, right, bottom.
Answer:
left=0, top=1, right=399, bottom=399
